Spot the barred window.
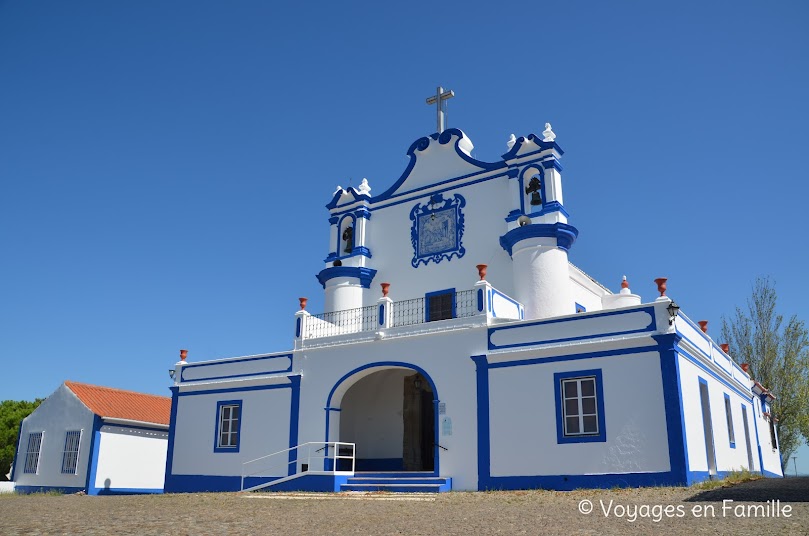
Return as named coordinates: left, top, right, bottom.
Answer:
left=24, top=432, right=43, bottom=474
left=61, top=430, right=82, bottom=474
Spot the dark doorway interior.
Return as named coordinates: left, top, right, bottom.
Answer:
left=403, top=373, right=435, bottom=471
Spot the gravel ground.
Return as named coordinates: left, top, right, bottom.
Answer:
left=1, top=478, right=807, bottom=535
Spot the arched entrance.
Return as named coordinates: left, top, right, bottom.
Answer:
left=326, top=364, right=437, bottom=473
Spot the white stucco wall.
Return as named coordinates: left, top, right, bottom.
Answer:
left=170, top=380, right=293, bottom=478
left=13, top=384, right=95, bottom=490
left=93, top=425, right=167, bottom=492
left=488, top=350, right=670, bottom=476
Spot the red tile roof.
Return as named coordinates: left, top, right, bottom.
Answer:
left=65, top=381, right=171, bottom=425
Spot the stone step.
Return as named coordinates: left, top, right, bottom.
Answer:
left=340, top=483, right=447, bottom=493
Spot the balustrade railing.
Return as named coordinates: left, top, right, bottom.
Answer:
left=297, top=286, right=522, bottom=342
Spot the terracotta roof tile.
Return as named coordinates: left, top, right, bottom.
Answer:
left=65, top=381, right=171, bottom=425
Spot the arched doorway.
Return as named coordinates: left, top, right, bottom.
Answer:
left=331, top=366, right=436, bottom=472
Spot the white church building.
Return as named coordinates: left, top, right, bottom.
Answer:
left=164, top=109, right=783, bottom=493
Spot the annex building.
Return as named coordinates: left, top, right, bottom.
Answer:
left=164, top=111, right=783, bottom=493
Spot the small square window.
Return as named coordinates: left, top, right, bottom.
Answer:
left=426, top=289, right=455, bottom=322
left=555, top=370, right=606, bottom=444
left=215, top=401, right=242, bottom=452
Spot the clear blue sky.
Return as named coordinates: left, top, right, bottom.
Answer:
left=1, top=1, right=807, bottom=473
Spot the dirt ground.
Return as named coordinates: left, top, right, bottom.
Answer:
left=1, top=478, right=807, bottom=535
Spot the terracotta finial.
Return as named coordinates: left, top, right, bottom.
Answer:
left=381, top=283, right=390, bottom=298
left=179, top=349, right=188, bottom=362
left=299, top=297, right=308, bottom=311
left=621, top=276, right=629, bottom=289
left=741, top=363, right=750, bottom=373
left=698, top=320, right=708, bottom=333
left=720, top=343, right=729, bottom=353
left=476, top=264, right=488, bottom=281
left=654, top=278, right=668, bottom=297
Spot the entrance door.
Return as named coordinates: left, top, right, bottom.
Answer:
left=699, top=381, right=717, bottom=476
left=403, top=373, right=435, bottom=471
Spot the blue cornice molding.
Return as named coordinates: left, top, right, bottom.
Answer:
left=316, top=266, right=378, bottom=289
left=373, top=129, right=506, bottom=202
left=328, top=216, right=339, bottom=225
left=354, top=207, right=371, bottom=220
left=541, top=159, right=563, bottom=172
left=499, top=222, right=579, bottom=256
left=501, top=134, right=565, bottom=161
left=323, top=246, right=372, bottom=263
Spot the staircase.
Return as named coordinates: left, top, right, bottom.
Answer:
left=340, top=472, right=451, bottom=493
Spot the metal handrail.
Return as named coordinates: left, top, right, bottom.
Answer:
left=240, top=441, right=355, bottom=491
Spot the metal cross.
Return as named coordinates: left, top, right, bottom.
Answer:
left=425, top=86, right=455, bottom=133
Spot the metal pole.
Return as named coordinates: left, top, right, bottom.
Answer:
left=436, top=86, right=443, bottom=133
left=793, top=456, right=798, bottom=477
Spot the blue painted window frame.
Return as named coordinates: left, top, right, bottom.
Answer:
left=61, top=430, right=82, bottom=474
left=425, top=288, right=456, bottom=322
left=554, top=369, right=606, bottom=444
left=214, top=400, right=243, bottom=453
left=23, top=432, right=43, bottom=474
left=723, top=393, right=736, bottom=448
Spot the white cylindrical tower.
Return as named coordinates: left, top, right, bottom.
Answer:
left=501, top=223, right=578, bottom=319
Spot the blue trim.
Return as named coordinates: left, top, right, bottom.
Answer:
left=470, top=355, right=490, bottom=486
left=501, top=133, right=564, bottom=160
left=324, top=361, right=441, bottom=477
left=724, top=393, right=736, bottom=448
left=165, top=474, right=279, bottom=493
left=410, top=193, right=466, bottom=268
left=653, top=333, right=689, bottom=485
left=378, top=304, right=384, bottom=326
left=316, top=266, right=377, bottom=289
left=9, top=419, right=24, bottom=482
left=93, top=487, right=163, bottom=495
left=751, top=396, right=765, bottom=472
left=542, top=159, right=563, bottom=172
left=697, top=376, right=719, bottom=477
left=15, top=485, right=87, bottom=495
left=674, top=344, right=752, bottom=401
left=328, top=216, right=339, bottom=225
left=553, top=369, right=606, bottom=444
left=355, top=458, right=404, bottom=471
left=164, top=386, right=179, bottom=485
left=425, top=288, right=456, bottom=322
left=295, top=317, right=301, bottom=338
left=178, top=381, right=297, bottom=397
left=489, top=345, right=661, bottom=371
left=488, top=306, right=656, bottom=351
left=354, top=207, right=371, bottom=220
left=499, top=222, right=579, bottom=256
left=477, top=289, right=483, bottom=312
left=287, top=376, right=301, bottom=476
left=325, top=246, right=372, bottom=263
left=483, top=472, right=683, bottom=491
left=180, top=353, right=293, bottom=382
left=213, top=400, right=242, bottom=453
left=374, top=129, right=505, bottom=202
left=84, top=415, right=103, bottom=492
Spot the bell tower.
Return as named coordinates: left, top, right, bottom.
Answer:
left=318, top=179, right=377, bottom=313
left=500, top=124, right=578, bottom=320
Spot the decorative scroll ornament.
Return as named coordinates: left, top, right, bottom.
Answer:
left=409, top=193, right=466, bottom=268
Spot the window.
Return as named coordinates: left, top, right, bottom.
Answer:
left=769, top=414, right=778, bottom=451
left=554, top=370, right=606, bottom=444
left=215, top=400, right=242, bottom=452
left=724, top=394, right=736, bottom=448
left=61, top=430, right=82, bottom=474
left=426, top=289, right=455, bottom=322
left=23, top=432, right=43, bottom=474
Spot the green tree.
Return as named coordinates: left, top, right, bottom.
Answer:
left=0, top=399, right=42, bottom=480
left=721, top=277, right=809, bottom=473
